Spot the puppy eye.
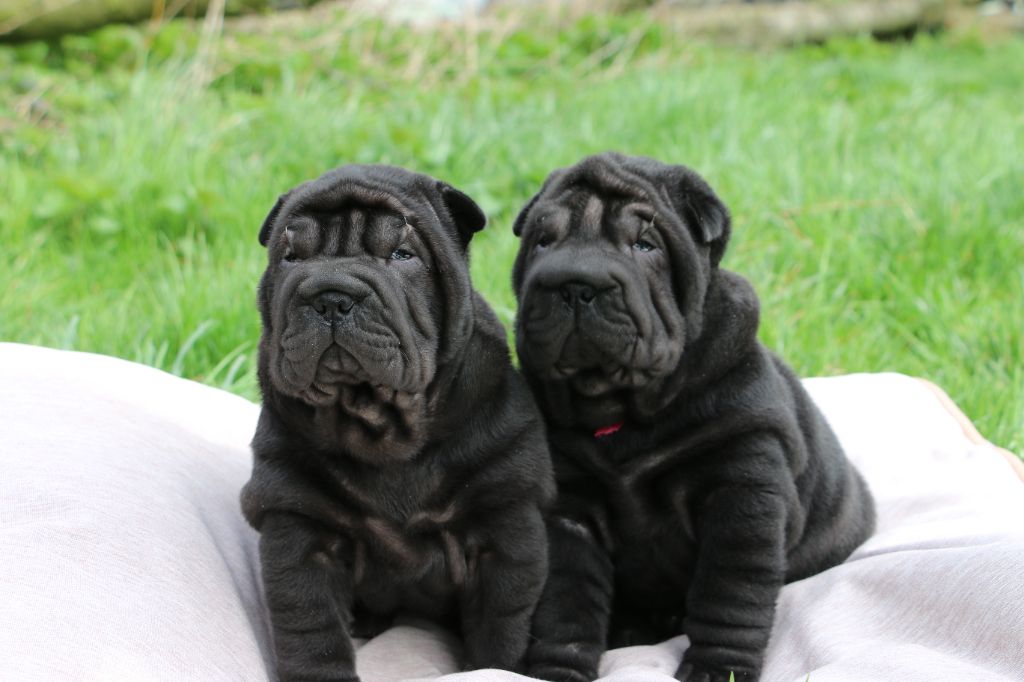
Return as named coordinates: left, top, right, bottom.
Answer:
left=633, top=239, right=656, bottom=252
left=536, top=234, right=554, bottom=249
left=283, top=252, right=300, bottom=263
left=390, top=248, right=414, bottom=261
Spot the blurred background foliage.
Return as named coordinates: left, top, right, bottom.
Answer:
left=0, top=0, right=1021, bottom=453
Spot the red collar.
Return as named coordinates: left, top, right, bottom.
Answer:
left=593, top=422, right=623, bottom=439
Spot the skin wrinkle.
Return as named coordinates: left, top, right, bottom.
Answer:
left=283, top=219, right=322, bottom=260
left=571, top=160, right=641, bottom=204
left=364, top=517, right=419, bottom=566
left=622, top=413, right=769, bottom=483
left=413, top=193, right=473, bottom=371
left=328, top=469, right=390, bottom=516
left=352, top=540, right=367, bottom=586
left=309, top=337, right=375, bottom=402
left=303, top=384, right=334, bottom=405
left=336, top=334, right=391, bottom=390
left=272, top=268, right=321, bottom=390
left=583, top=194, right=605, bottom=239
left=298, top=180, right=409, bottom=223
left=606, top=269, right=650, bottom=341
left=408, top=500, right=459, bottom=528
left=328, top=501, right=470, bottom=588
left=362, top=211, right=396, bottom=257
left=405, top=286, right=435, bottom=339
left=321, top=210, right=342, bottom=256
left=652, top=182, right=708, bottom=335
left=648, top=268, right=682, bottom=372
left=281, top=332, right=333, bottom=397
left=442, top=531, right=466, bottom=587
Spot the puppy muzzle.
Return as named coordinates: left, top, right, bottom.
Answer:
left=520, top=254, right=637, bottom=373
left=269, top=263, right=431, bottom=403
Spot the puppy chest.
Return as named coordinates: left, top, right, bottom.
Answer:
left=607, top=462, right=698, bottom=542
left=319, top=493, right=477, bottom=602
left=611, top=517, right=697, bottom=606
left=604, top=470, right=699, bottom=598
left=350, top=529, right=463, bottom=615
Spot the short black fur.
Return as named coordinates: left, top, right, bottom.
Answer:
left=511, top=152, right=876, bottom=682
left=242, top=165, right=554, bottom=682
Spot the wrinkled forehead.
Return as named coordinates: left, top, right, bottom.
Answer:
left=545, top=155, right=661, bottom=206
left=552, top=162, right=651, bottom=202
left=278, top=186, right=424, bottom=257
left=540, top=183, right=648, bottom=211
left=561, top=153, right=663, bottom=196
left=295, top=177, right=413, bottom=215
left=531, top=169, right=656, bottom=236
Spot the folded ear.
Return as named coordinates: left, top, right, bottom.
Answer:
left=439, top=182, right=486, bottom=249
left=670, top=167, right=732, bottom=266
left=512, top=192, right=540, bottom=238
left=513, top=167, right=567, bottom=238
left=258, top=192, right=290, bottom=247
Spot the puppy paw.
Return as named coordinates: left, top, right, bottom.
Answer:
left=527, top=664, right=594, bottom=682
left=675, top=662, right=754, bottom=682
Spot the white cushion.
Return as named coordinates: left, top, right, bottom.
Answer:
left=1, top=343, right=1021, bottom=682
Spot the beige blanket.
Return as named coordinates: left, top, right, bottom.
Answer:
left=1, top=343, right=1021, bottom=681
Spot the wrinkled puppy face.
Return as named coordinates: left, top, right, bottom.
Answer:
left=257, top=167, right=484, bottom=418
left=267, top=207, right=437, bottom=406
left=517, top=194, right=680, bottom=395
left=512, top=153, right=730, bottom=428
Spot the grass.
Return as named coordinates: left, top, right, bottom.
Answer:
left=1, top=8, right=1021, bottom=454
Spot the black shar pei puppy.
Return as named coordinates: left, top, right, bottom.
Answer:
left=512, top=153, right=876, bottom=682
left=241, top=165, right=554, bottom=681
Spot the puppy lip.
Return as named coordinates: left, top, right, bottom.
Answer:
left=553, top=363, right=581, bottom=378
left=312, top=381, right=338, bottom=396
left=553, top=361, right=603, bottom=380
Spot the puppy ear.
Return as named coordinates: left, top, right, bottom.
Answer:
left=258, top=193, right=290, bottom=247
left=672, top=168, right=732, bottom=266
left=439, top=183, right=486, bottom=249
left=512, top=192, right=540, bottom=238
left=513, top=168, right=565, bottom=238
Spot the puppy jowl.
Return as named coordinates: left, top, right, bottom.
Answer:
left=241, top=165, right=554, bottom=682
left=513, top=152, right=876, bottom=682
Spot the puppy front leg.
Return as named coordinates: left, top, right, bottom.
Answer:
left=677, top=487, right=787, bottom=682
left=259, top=513, right=359, bottom=682
left=461, top=505, right=548, bottom=672
left=527, top=514, right=614, bottom=682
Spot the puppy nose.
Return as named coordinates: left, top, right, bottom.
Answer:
left=311, top=290, right=356, bottom=320
left=559, top=282, right=596, bottom=305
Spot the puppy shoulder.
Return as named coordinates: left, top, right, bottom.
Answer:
left=240, top=459, right=313, bottom=531
left=469, top=291, right=510, bottom=346
left=713, top=269, right=761, bottom=323
left=242, top=408, right=338, bottom=530
left=440, top=364, right=554, bottom=506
